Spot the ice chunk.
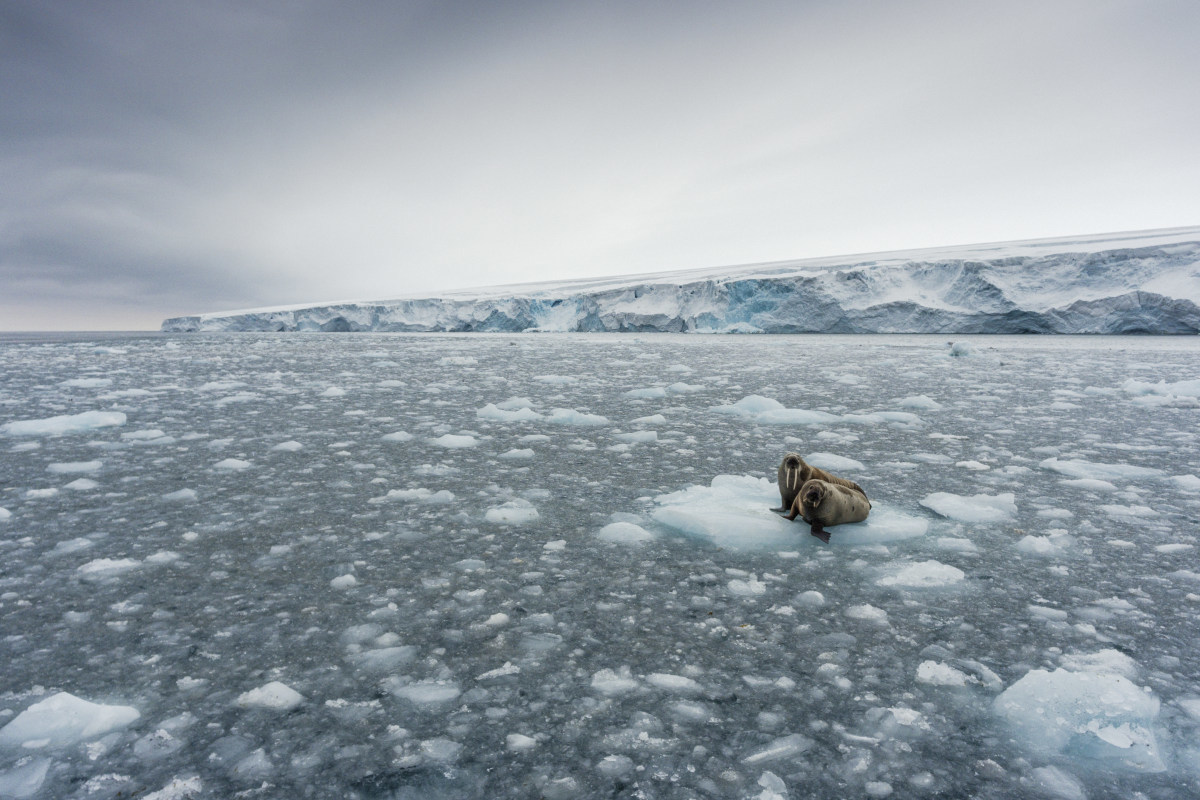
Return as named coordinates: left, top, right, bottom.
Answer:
left=614, top=430, right=657, bottom=444
left=544, top=408, right=609, bottom=426
left=993, top=669, right=1163, bottom=771
left=728, top=574, right=768, bottom=596
left=506, top=733, right=537, bottom=751
left=142, top=776, right=202, bottom=800
left=0, top=692, right=140, bottom=748
left=162, top=488, right=197, bottom=502
left=897, top=394, right=942, bottom=410
left=212, top=458, right=251, bottom=471
left=235, top=681, right=305, bottom=711
left=0, top=757, right=51, bottom=798
left=1039, top=457, right=1163, bottom=481
left=0, top=507, right=10, bottom=522
left=742, top=733, right=814, bottom=764
left=916, top=661, right=969, bottom=687
left=1017, top=531, right=1075, bottom=556
left=876, top=560, right=965, bottom=588
left=805, top=452, right=865, bottom=472
left=624, top=387, right=667, bottom=399
left=485, top=499, right=539, bottom=525
left=381, top=431, right=414, bottom=442
left=271, top=440, right=304, bottom=451
left=428, top=434, right=478, bottom=448
left=330, top=574, right=357, bottom=589
left=477, top=404, right=543, bottom=422
left=47, top=460, right=102, bottom=474
left=1, top=411, right=126, bottom=436
left=920, top=492, right=1016, bottom=523
left=646, top=673, right=703, bottom=694
left=1028, top=766, right=1086, bottom=800
left=77, top=558, right=140, bottom=580
left=391, top=681, right=461, bottom=707
left=590, top=667, right=639, bottom=697
left=846, top=604, right=889, bottom=625
left=499, top=448, right=535, bottom=459
left=1171, top=474, right=1200, bottom=492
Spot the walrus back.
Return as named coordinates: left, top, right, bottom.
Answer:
left=807, top=464, right=869, bottom=505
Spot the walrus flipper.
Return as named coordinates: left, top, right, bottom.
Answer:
left=809, top=524, right=831, bottom=544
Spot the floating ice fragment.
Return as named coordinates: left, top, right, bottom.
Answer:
left=1171, top=474, right=1200, bottom=492
left=805, top=452, right=865, bottom=472
left=142, top=775, right=203, bottom=800
left=392, top=681, right=461, bottom=707
left=212, top=458, right=251, bottom=471
left=545, top=408, right=609, bottom=426
left=876, top=560, right=965, bottom=588
left=0, top=692, right=140, bottom=748
left=728, top=574, right=768, bottom=596
left=47, top=460, right=102, bottom=474
left=381, top=431, right=414, bottom=442
left=506, top=733, right=537, bottom=751
left=477, top=404, right=543, bottom=422
left=0, top=757, right=51, bottom=798
left=643, top=673, right=702, bottom=694
left=271, top=440, right=304, bottom=451
left=77, top=558, right=140, bottom=580
left=235, top=681, right=304, bottom=711
left=1, top=411, right=126, bottom=436
left=428, top=434, right=478, bottom=448
left=897, top=395, right=942, bottom=410
left=845, top=604, right=889, bottom=624
left=614, top=430, right=657, bottom=444
left=499, top=448, right=535, bottom=459
left=916, top=661, right=969, bottom=687
left=64, top=478, right=99, bottom=490
left=330, top=574, right=357, bottom=589
left=485, top=499, right=539, bottom=525
left=590, top=667, right=639, bottom=696
left=1028, top=766, right=1086, bottom=800
left=623, top=387, right=666, bottom=399
left=993, top=668, right=1163, bottom=772
left=162, top=489, right=197, bottom=502
left=920, top=492, right=1016, bottom=523
left=1039, top=457, right=1163, bottom=481
left=742, top=733, right=814, bottom=764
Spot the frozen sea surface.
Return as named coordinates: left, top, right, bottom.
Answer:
left=1, top=332, right=1199, bottom=799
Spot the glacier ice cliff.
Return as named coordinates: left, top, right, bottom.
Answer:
left=162, top=227, right=1200, bottom=334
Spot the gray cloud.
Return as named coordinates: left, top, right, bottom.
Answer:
left=3, top=0, right=1199, bottom=329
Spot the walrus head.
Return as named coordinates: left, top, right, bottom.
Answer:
left=803, top=482, right=826, bottom=507
left=782, top=453, right=806, bottom=492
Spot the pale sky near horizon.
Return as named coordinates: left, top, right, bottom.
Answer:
left=2, top=0, right=1198, bottom=330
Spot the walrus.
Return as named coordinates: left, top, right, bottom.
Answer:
left=784, top=479, right=871, bottom=543
left=772, top=453, right=869, bottom=513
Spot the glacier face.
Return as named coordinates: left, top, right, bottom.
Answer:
left=162, top=227, right=1200, bottom=334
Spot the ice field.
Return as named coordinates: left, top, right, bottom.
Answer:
left=1, top=332, right=1199, bottom=799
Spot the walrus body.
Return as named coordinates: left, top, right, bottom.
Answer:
left=784, top=479, right=871, bottom=544
left=772, top=453, right=869, bottom=512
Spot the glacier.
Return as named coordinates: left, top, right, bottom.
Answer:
left=162, top=227, right=1200, bottom=334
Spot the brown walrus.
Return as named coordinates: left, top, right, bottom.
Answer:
left=771, top=453, right=869, bottom=512
left=784, top=478, right=871, bottom=544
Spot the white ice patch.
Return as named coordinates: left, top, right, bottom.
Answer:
left=915, top=661, right=970, bottom=687
left=0, top=508, right=12, bottom=522
left=212, top=458, right=251, bottom=471
left=391, top=681, right=461, bottom=707
left=428, top=434, right=478, bottom=448
left=596, top=522, right=655, bottom=545
left=485, top=499, right=539, bottom=525
left=0, top=756, right=51, bottom=798
left=876, top=560, right=965, bottom=588
left=545, top=408, right=609, bottom=426
left=896, top=395, right=942, bottom=410
left=499, top=448, right=535, bottom=460
left=1, top=411, right=126, bottom=436
left=77, top=558, right=140, bottom=580
left=845, top=604, right=889, bottom=625
left=1170, top=474, right=1200, bottom=492
left=614, top=430, right=657, bottom=444
left=993, top=668, right=1164, bottom=772
left=590, top=667, right=640, bottom=697
left=650, top=475, right=925, bottom=551
left=804, top=452, right=866, bottom=472
left=60, top=377, right=113, bottom=388
left=162, top=489, right=197, bottom=503
left=1016, top=531, right=1076, bottom=557
left=47, top=460, right=102, bottom=474
left=711, top=395, right=838, bottom=426
left=477, top=404, right=543, bottom=423
left=1121, top=377, right=1200, bottom=407
left=235, top=681, right=305, bottom=711
left=1040, top=457, right=1163, bottom=481
left=0, top=692, right=140, bottom=748
left=271, top=440, right=304, bottom=451
left=920, top=492, right=1016, bottom=524
left=381, top=431, right=414, bottom=442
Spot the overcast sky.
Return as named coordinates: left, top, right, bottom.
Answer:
left=2, top=0, right=1198, bottom=330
